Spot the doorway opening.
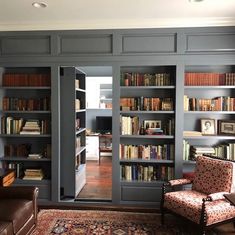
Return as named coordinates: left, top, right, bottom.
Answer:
left=75, top=66, right=112, bottom=201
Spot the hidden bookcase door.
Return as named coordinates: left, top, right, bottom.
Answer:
left=0, top=67, right=52, bottom=200
left=183, top=65, right=235, bottom=174
left=60, top=67, right=86, bottom=199
left=119, top=65, right=176, bottom=204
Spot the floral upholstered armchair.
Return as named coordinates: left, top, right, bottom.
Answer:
left=161, top=155, right=235, bottom=235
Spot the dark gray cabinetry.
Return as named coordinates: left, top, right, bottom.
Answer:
left=60, top=67, right=86, bottom=199
left=119, top=66, right=176, bottom=204
left=0, top=67, right=51, bottom=200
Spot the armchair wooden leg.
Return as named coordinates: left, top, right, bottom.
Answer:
left=161, top=208, right=165, bottom=225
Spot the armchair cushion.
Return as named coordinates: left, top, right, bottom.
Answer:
left=164, top=190, right=235, bottom=226
left=168, top=178, right=192, bottom=186
left=192, top=156, right=234, bottom=195
left=207, top=192, right=229, bottom=201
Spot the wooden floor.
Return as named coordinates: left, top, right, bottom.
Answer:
left=76, top=157, right=112, bottom=201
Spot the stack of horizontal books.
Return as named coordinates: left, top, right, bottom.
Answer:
left=20, top=120, right=40, bottom=135
left=23, top=168, right=43, bottom=180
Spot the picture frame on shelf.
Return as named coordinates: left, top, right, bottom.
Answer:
left=144, top=120, right=161, bottom=129
left=218, top=120, right=235, bottom=136
left=201, top=119, right=216, bottom=135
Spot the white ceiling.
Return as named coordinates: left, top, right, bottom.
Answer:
left=0, top=0, right=234, bottom=31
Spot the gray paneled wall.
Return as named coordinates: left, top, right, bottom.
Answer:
left=0, top=26, right=235, bottom=207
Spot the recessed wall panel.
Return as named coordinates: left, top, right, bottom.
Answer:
left=1, top=36, right=51, bottom=55
left=60, top=35, right=112, bottom=54
left=122, top=34, right=176, bottom=54
left=186, top=33, right=235, bottom=52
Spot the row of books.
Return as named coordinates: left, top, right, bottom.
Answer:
left=120, top=164, right=174, bottom=181
left=120, top=97, right=174, bottom=111
left=2, top=73, right=51, bottom=87
left=0, top=117, right=50, bottom=135
left=183, top=140, right=235, bottom=161
left=4, top=143, right=51, bottom=158
left=185, top=72, right=235, bottom=86
left=120, top=72, right=172, bottom=86
left=184, top=96, right=235, bottom=111
left=119, top=144, right=174, bottom=160
left=2, top=97, right=51, bottom=111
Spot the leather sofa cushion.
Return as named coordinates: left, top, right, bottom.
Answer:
left=0, top=221, right=13, bottom=235
left=0, top=199, right=33, bottom=234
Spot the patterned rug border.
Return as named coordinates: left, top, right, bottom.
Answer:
left=33, top=209, right=165, bottom=235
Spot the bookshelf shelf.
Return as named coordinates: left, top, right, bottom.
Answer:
left=119, top=66, right=176, bottom=204
left=0, top=67, right=52, bottom=200
left=60, top=67, right=86, bottom=199
left=76, top=109, right=86, bottom=113
left=184, top=136, right=235, bottom=140
left=183, top=66, right=235, bottom=164
left=0, top=134, right=51, bottom=137
left=120, top=180, right=166, bottom=187
left=120, top=135, right=174, bottom=139
left=120, top=159, right=174, bottom=164
left=76, top=88, right=86, bottom=93
left=185, top=86, right=235, bottom=89
left=1, top=157, right=51, bottom=161
left=0, top=86, right=51, bottom=90
left=184, top=111, right=235, bottom=114
left=76, top=128, right=86, bottom=135
left=120, top=111, right=175, bottom=114
left=1, top=111, right=51, bottom=114
left=120, top=86, right=175, bottom=89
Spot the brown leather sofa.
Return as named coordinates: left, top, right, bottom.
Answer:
left=0, top=186, right=39, bottom=235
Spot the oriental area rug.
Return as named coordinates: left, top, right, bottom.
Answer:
left=32, top=209, right=177, bottom=235
left=32, top=209, right=234, bottom=235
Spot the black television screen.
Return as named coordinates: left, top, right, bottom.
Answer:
left=96, top=116, right=112, bottom=134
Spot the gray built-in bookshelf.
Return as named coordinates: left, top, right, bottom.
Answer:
left=0, top=67, right=52, bottom=200
left=0, top=26, right=234, bottom=207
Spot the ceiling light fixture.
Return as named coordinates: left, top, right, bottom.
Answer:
left=189, top=0, right=204, bottom=2
left=32, top=2, right=48, bottom=8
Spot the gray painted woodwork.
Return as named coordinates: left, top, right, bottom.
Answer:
left=0, top=26, right=234, bottom=207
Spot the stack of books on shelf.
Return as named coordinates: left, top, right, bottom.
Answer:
left=1, top=117, right=24, bottom=134
left=28, top=153, right=43, bottom=159
left=23, top=168, right=44, bottom=180
left=120, top=72, right=172, bottom=86
left=2, top=97, right=50, bottom=111
left=4, top=144, right=31, bottom=157
left=120, top=97, right=173, bottom=111
left=120, top=164, right=174, bottom=181
left=184, top=95, right=235, bottom=111
left=75, top=99, right=80, bottom=110
left=190, top=146, right=215, bottom=160
left=2, top=73, right=51, bottom=87
left=20, top=120, right=40, bottom=135
left=183, top=131, right=202, bottom=137
left=75, top=79, right=80, bottom=89
left=120, top=116, right=139, bottom=135
left=184, top=72, right=235, bottom=86
left=119, top=144, right=174, bottom=160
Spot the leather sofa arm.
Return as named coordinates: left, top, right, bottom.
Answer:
left=0, top=186, right=39, bottom=201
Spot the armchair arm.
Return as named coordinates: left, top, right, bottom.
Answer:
left=167, top=178, right=193, bottom=187
left=0, top=186, right=39, bottom=201
left=205, top=192, right=229, bottom=201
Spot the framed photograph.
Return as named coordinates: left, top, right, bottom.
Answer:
left=201, top=119, right=216, bottom=135
left=218, top=120, right=235, bottom=135
left=144, top=120, right=161, bottom=129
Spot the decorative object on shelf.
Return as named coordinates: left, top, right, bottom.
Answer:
left=218, top=120, right=235, bottom=136
left=201, top=119, right=216, bottom=135
left=144, top=120, right=161, bottom=129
